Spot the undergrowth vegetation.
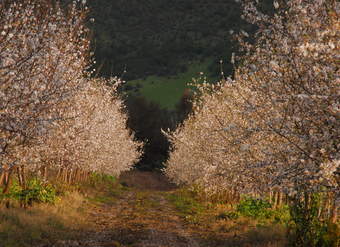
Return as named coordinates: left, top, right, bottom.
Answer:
left=167, top=187, right=289, bottom=246
left=0, top=191, right=88, bottom=247
left=0, top=178, right=58, bottom=207
left=0, top=172, right=125, bottom=247
left=167, top=188, right=206, bottom=224
left=167, top=187, right=339, bottom=246
left=168, top=188, right=290, bottom=225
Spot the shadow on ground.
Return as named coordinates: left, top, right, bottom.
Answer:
left=119, top=170, right=177, bottom=191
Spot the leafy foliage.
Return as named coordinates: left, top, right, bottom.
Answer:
left=289, top=195, right=339, bottom=247
left=236, top=197, right=272, bottom=219
left=1, top=179, right=57, bottom=205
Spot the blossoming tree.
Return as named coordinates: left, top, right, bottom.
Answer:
left=0, top=0, right=142, bottom=190
left=165, top=0, right=339, bottom=234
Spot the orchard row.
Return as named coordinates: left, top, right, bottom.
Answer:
left=165, top=0, right=339, bottom=225
left=0, top=0, right=142, bottom=190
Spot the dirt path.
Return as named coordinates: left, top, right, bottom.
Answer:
left=51, top=171, right=287, bottom=247
left=53, top=171, right=201, bottom=247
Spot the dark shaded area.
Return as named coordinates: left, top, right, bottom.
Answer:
left=124, top=92, right=193, bottom=170
left=87, top=0, right=258, bottom=80
left=119, top=170, right=177, bottom=191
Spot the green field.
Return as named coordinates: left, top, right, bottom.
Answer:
left=122, top=59, right=218, bottom=109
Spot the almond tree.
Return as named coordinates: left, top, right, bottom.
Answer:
left=165, top=0, right=339, bottom=232
left=237, top=0, right=339, bottom=196
left=0, top=0, right=90, bottom=188
left=165, top=81, right=276, bottom=199
left=36, top=78, right=142, bottom=183
left=0, top=1, right=142, bottom=192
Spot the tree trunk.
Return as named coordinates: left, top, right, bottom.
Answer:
left=21, top=166, right=26, bottom=189
left=330, top=194, right=338, bottom=223
left=273, top=191, right=278, bottom=209
left=304, top=192, right=310, bottom=211
left=3, top=169, right=13, bottom=194
left=0, top=171, right=5, bottom=187
left=277, top=192, right=283, bottom=208
left=17, top=166, right=23, bottom=187
left=42, top=166, right=48, bottom=181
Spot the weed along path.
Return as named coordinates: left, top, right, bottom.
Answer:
left=50, top=171, right=287, bottom=247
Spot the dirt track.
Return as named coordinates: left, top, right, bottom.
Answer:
left=51, top=171, right=286, bottom=247
left=53, top=171, right=201, bottom=247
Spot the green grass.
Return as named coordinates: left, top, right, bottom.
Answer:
left=84, top=174, right=125, bottom=205
left=123, top=59, right=218, bottom=109
left=166, top=189, right=206, bottom=217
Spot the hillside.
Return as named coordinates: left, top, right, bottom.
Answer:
left=88, top=0, right=274, bottom=80
left=86, top=0, right=275, bottom=109
left=121, top=59, right=214, bottom=109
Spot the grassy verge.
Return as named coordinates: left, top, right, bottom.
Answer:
left=0, top=191, right=89, bottom=247
left=81, top=173, right=126, bottom=205
left=0, top=173, right=123, bottom=247
left=166, top=188, right=206, bottom=224
left=166, top=188, right=288, bottom=246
